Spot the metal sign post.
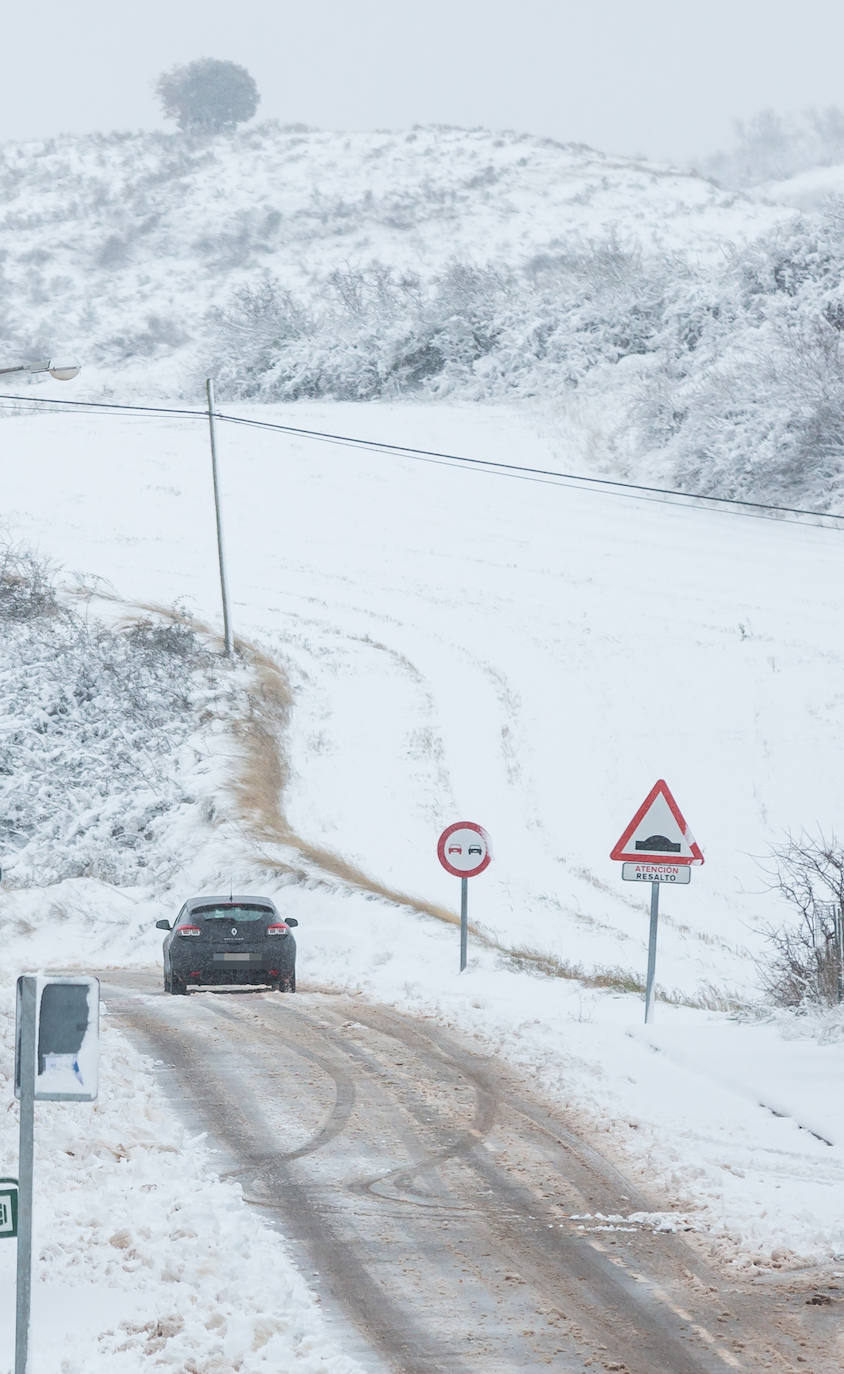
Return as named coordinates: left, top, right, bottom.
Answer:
left=437, top=823, right=492, bottom=972
left=459, top=878, right=469, bottom=972
left=13, top=975, right=99, bottom=1374
left=15, top=978, right=35, bottom=1374
left=611, top=781, right=703, bottom=1023
left=644, top=882, right=660, bottom=1024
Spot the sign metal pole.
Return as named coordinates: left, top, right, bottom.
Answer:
left=15, top=975, right=36, bottom=1374
left=644, top=881, right=660, bottom=1024
left=459, top=877, right=468, bottom=973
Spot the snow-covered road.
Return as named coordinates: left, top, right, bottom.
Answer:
left=106, top=971, right=824, bottom=1374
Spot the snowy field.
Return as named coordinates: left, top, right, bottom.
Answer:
left=2, top=397, right=844, bottom=1369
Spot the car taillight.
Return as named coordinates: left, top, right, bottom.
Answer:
left=176, top=925, right=201, bottom=937
left=266, top=923, right=289, bottom=936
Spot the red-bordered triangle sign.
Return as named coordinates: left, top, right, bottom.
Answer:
left=611, top=779, right=704, bottom=865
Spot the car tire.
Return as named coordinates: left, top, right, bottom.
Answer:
left=163, top=969, right=171, bottom=993
left=282, top=970, right=296, bottom=993
left=267, top=979, right=280, bottom=992
left=170, top=974, right=187, bottom=996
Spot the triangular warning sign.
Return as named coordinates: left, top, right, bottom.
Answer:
left=611, top=779, right=704, bottom=865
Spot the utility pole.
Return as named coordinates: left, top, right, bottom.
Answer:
left=206, top=379, right=234, bottom=657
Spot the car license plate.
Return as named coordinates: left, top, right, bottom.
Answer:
left=214, top=953, right=253, bottom=962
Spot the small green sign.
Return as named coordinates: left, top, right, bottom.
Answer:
left=0, top=1178, right=18, bottom=1238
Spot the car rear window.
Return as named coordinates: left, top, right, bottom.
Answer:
left=191, top=904, right=274, bottom=922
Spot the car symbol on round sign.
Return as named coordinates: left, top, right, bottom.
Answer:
left=437, top=822, right=491, bottom=878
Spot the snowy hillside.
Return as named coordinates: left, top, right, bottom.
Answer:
left=0, top=122, right=783, bottom=384
left=7, top=119, right=844, bottom=509
left=0, top=122, right=789, bottom=406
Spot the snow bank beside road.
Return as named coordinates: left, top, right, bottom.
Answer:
left=0, top=985, right=364, bottom=1374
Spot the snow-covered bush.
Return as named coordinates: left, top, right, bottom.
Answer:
left=204, top=218, right=844, bottom=509
left=208, top=247, right=679, bottom=402
left=759, top=832, right=844, bottom=1008
left=0, top=546, right=59, bottom=620
left=634, top=206, right=844, bottom=506
left=0, top=553, right=228, bottom=886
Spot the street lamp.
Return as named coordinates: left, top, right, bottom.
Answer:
left=0, top=360, right=80, bottom=382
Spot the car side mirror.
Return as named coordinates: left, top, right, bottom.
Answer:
left=285, top=917, right=298, bottom=928
left=155, top=919, right=172, bottom=931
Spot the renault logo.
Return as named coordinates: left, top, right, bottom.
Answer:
left=231, top=926, right=238, bottom=936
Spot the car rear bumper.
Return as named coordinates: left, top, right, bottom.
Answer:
left=169, top=955, right=295, bottom=986
left=184, top=968, right=281, bottom=986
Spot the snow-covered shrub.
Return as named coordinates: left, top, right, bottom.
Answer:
left=208, top=247, right=678, bottom=403
left=0, top=556, right=228, bottom=886
left=634, top=207, right=844, bottom=506
left=759, top=833, right=844, bottom=1008
left=0, top=546, right=60, bottom=620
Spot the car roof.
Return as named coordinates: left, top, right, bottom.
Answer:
left=184, top=895, right=278, bottom=911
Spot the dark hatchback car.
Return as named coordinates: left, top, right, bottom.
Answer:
left=156, top=895, right=298, bottom=995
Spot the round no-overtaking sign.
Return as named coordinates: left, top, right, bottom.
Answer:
left=437, top=822, right=491, bottom=878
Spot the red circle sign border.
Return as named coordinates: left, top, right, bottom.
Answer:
left=437, top=821, right=492, bottom=878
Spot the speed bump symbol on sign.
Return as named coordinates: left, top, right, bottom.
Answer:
left=610, top=779, right=703, bottom=867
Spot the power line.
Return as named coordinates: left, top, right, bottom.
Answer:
left=0, top=392, right=200, bottom=421
left=219, top=410, right=835, bottom=520
left=0, top=387, right=842, bottom=528
left=215, top=413, right=844, bottom=528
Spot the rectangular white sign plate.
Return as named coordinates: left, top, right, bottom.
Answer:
left=622, top=863, right=691, bottom=884
left=15, top=975, right=100, bottom=1101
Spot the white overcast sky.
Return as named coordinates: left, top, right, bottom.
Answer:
left=3, top=0, right=843, bottom=162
